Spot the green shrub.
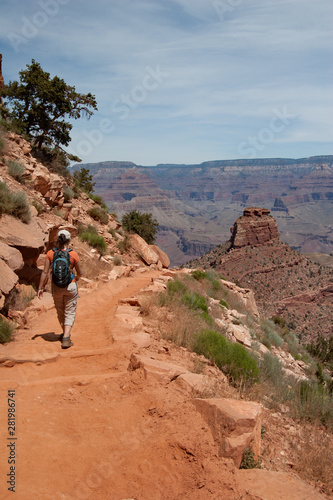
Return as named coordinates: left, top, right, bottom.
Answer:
left=78, top=225, right=107, bottom=254
left=191, top=270, right=207, bottom=281
left=0, top=181, right=13, bottom=216
left=31, top=199, right=44, bottom=215
left=181, top=291, right=208, bottom=313
left=0, top=183, right=31, bottom=224
left=295, top=380, right=333, bottom=427
left=113, top=255, right=122, bottom=266
left=194, top=329, right=259, bottom=385
left=307, top=335, right=333, bottom=363
left=11, top=191, right=31, bottom=223
left=0, top=317, right=15, bottom=344
left=89, top=193, right=108, bottom=209
left=62, top=185, right=74, bottom=202
left=87, top=206, right=109, bottom=224
left=219, top=299, right=229, bottom=309
left=108, top=227, right=118, bottom=240
left=7, top=160, right=27, bottom=184
left=117, top=234, right=131, bottom=253
left=261, top=319, right=283, bottom=348
left=167, top=279, right=187, bottom=296
left=121, top=209, right=158, bottom=244
left=240, top=448, right=262, bottom=469
left=200, top=310, right=214, bottom=326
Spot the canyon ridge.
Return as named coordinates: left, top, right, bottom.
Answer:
left=74, top=155, right=333, bottom=266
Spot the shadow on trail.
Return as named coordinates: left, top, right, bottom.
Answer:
left=31, top=332, right=62, bottom=343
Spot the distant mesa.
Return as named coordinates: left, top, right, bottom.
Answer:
left=230, top=207, right=280, bottom=249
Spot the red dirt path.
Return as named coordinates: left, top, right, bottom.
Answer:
left=0, top=270, right=328, bottom=499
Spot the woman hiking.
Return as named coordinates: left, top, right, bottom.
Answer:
left=38, top=229, right=82, bottom=349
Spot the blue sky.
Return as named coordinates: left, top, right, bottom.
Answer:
left=1, top=0, right=332, bottom=165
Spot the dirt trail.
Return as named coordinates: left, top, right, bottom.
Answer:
left=0, top=270, right=328, bottom=500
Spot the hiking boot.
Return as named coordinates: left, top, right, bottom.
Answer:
left=61, top=336, right=73, bottom=349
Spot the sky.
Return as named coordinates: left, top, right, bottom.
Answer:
left=0, top=0, right=332, bottom=166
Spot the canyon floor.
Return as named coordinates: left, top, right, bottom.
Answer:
left=0, top=269, right=329, bottom=500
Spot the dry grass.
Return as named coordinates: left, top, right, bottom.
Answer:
left=294, top=424, right=333, bottom=497
left=74, top=238, right=112, bottom=280
left=157, top=300, right=207, bottom=348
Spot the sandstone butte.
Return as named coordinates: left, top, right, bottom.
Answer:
left=0, top=130, right=331, bottom=499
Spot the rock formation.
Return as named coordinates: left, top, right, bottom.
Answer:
left=76, top=155, right=333, bottom=264
left=189, top=209, right=333, bottom=343
left=230, top=207, right=280, bottom=249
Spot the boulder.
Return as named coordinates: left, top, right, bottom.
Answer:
left=32, top=168, right=64, bottom=207
left=150, top=244, right=170, bottom=268
left=0, top=241, right=24, bottom=271
left=128, top=353, right=188, bottom=382
left=193, top=398, right=262, bottom=468
left=130, top=234, right=159, bottom=265
left=0, top=259, right=19, bottom=302
left=227, top=324, right=252, bottom=347
left=0, top=214, right=48, bottom=264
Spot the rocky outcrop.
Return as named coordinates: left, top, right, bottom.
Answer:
left=230, top=207, right=280, bottom=249
left=150, top=244, right=170, bottom=268
left=193, top=398, right=262, bottom=468
left=130, top=234, right=169, bottom=268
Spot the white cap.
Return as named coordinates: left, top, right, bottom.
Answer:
left=57, top=229, right=71, bottom=241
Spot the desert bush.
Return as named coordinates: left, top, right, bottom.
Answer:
left=240, top=448, right=262, bottom=469
left=0, top=181, right=13, bottom=216
left=113, top=255, right=122, bottom=266
left=117, top=234, right=131, bottom=253
left=261, top=319, right=283, bottom=348
left=89, top=193, right=108, bottom=209
left=108, top=227, right=118, bottom=240
left=295, top=380, right=333, bottom=428
left=0, top=317, right=15, bottom=344
left=62, top=185, right=74, bottom=202
left=14, top=287, right=36, bottom=311
left=193, top=329, right=260, bottom=386
left=31, top=199, right=44, bottom=215
left=87, top=206, right=109, bottom=225
left=11, top=192, right=31, bottom=223
left=167, top=279, right=187, bottom=296
left=191, top=270, right=207, bottom=281
left=0, top=184, right=31, bottom=224
left=7, top=159, right=27, bottom=184
left=78, top=225, right=107, bottom=254
left=307, top=335, right=333, bottom=363
left=121, top=209, right=158, bottom=244
left=181, top=291, right=208, bottom=313
left=219, top=299, right=229, bottom=309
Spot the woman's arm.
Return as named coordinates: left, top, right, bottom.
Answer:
left=38, top=258, right=51, bottom=299
left=74, top=261, right=82, bottom=282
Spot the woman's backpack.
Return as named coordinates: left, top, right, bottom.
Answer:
left=51, top=248, right=73, bottom=288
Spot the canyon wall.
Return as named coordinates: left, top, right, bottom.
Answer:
left=74, top=156, right=333, bottom=265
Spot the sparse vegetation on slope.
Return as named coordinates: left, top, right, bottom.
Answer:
left=0, top=181, right=31, bottom=223
left=149, top=271, right=333, bottom=431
